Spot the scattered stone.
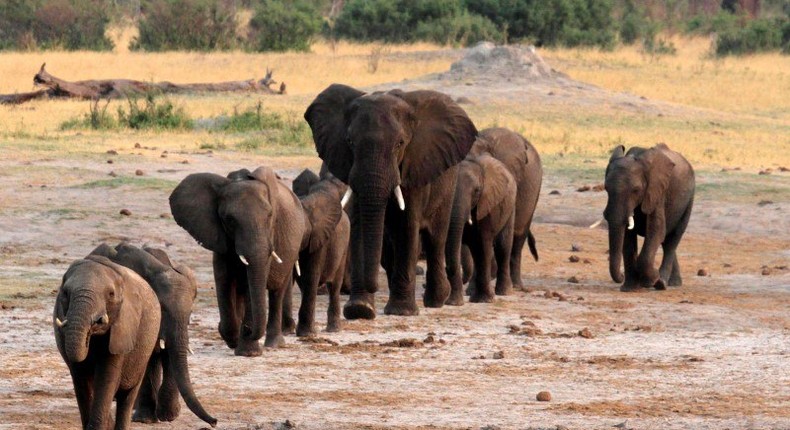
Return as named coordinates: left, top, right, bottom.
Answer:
left=697, top=268, right=709, bottom=276
left=181, top=160, right=189, bottom=164
left=159, top=213, right=170, bottom=219
left=423, top=334, right=435, bottom=344
left=134, top=142, right=141, bottom=148
left=558, top=295, right=568, bottom=302
left=567, top=276, right=580, bottom=284
left=160, top=153, right=168, bottom=158
left=757, top=200, right=773, bottom=206
left=106, top=150, right=118, bottom=155
left=779, top=166, right=789, bottom=172
left=758, top=169, right=772, bottom=175
left=297, top=336, right=338, bottom=346
left=721, top=166, right=741, bottom=172
left=135, top=169, right=144, bottom=176
left=568, top=255, right=580, bottom=263
left=107, top=159, right=114, bottom=164
left=380, top=338, right=422, bottom=348
left=775, top=265, right=788, bottom=270
left=761, top=267, right=771, bottom=276
left=583, top=259, right=592, bottom=264
left=108, top=171, right=117, bottom=177
left=571, top=243, right=582, bottom=252
left=549, top=190, right=561, bottom=195
left=492, top=350, right=505, bottom=360
left=722, top=263, right=732, bottom=268
left=592, top=183, right=605, bottom=192
left=536, top=391, right=552, bottom=402
left=578, top=328, right=594, bottom=338
left=576, top=185, right=591, bottom=192
left=119, top=209, right=132, bottom=216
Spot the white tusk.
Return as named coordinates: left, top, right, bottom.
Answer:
left=468, top=216, right=473, bottom=225
left=159, top=339, right=165, bottom=350
left=100, top=314, right=109, bottom=325
left=394, top=185, right=405, bottom=211
left=188, top=347, right=194, bottom=355
left=239, top=255, right=249, bottom=266
left=341, top=188, right=352, bottom=208
left=55, top=317, right=67, bottom=327
left=271, top=250, right=283, bottom=264
left=589, top=218, right=604, bottom=229
left=627, top=215, right=635, bottom=230
left=295, top=261, right=301, bottom=277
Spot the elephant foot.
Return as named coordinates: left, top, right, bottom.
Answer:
left=423, top=284, right=450, bottom=308
left=156, top=402, right=180, bottom=423
left=132, top=408, right=158, bottom=424
left=619, top=280, right=644, bottom=292
left=668, top=276, right=682, bottom=287
left=495, top=280, right=513, bottom=296
left=384, top=296, right=419, bottom=316
left=296, top=323, right=316, bottom=338
left=654, top=278, right=667, bottom=290
left=445, top=291, right=464, bottom=306
left=282, top=317, right=296, bottom=335
left=469, top=292, right=495, bottom=303
left=325, top=321, right=342, bottom=333
left=264, top=333, right=286, bottom=348
left=343, top=294, right=376, bottom=320
left=218, top=322, right=239, bottom=349
left=234, top=338, right=263, bottom=356
left=415, top=265, right=425, bottom=276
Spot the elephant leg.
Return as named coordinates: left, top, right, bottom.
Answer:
left=445, top=227, right=465, bottom=307
left=637, top=215, right=667, bottom=289
left=235, top=275, right=262, bottom=356
left=69, top=364, right=94, bottom=429
left=509, top=231, right=527, bottom=290
left=264, top=286, right=287, bottom=348
left=470, top=231, right=495, bottom=303
left=494, top=218, right=515, bottom=296
left=282, top=280, right=296, bottom=335
left=461, top=245, right=474, bottom=285
left=670, top=256, right=682, bottom=286
left=620, top=229, right=641, bottom=291
left=326, top=265, right=344, bottom=332
left=344, top=202, right=377, bottom=319
left=155, top=351, right=180, bottom=422
left=341, top=255, right=352, bottom=295
left=132, top=354, right=161, bottom=423
left=214, top=253, right=240, bottom=349
left=114, top=381, right=143, bottom=430
left=663, top=201, right=692, bottom=287
left=89, top=355, right=123, bottom=430
left=297, top=259, right=320, bottom=337
left=383, top=218, right=421, bottom=316
left=423, top=228, right=451, bottom=308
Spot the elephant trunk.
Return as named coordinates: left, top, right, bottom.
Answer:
left=167, top=318, right=217, bottom=426
left=63, top=294, right=96, bottom=363
left=358, top=192, right=388, bottom=295
left=608, top=224, right=626, bottom=283
left=244, top=257, right=269, bottom=340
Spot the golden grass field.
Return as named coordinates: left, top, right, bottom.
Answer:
left=1, top=36, right=788, bottom=171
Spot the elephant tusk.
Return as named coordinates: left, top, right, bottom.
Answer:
left=627, top=215, right=635, bottom=230
left=159, top=339, right=165, bottom=350
left=341, top=188, right=352, bottom=208
left=55, top=317, right=67, bottom=328
left=468, top=216, right=473, bottom=225
left=271, top=250, right=283, bottom=264
left=394, top=185, right=405, bottom=211
left=188, top=347, right=194, bottom=355
left=589, top=218, right=604, bottom=229
left=239, top=255, right=249, bottom=266
left=295, top=261, right=301, bottom=277
left=100, top=314, right=109, bottom=325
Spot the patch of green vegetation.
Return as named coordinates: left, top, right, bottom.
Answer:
left=60, top=94, right=192, bottom=131
left=696, top=173, right=790, bottom=202
left=42, top=208, right=92, bottom=220
left=74, top=176, right=178, bottom=191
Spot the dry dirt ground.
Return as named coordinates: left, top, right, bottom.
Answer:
left=1, top=46, right=789, bottom=430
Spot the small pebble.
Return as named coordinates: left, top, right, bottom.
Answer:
left=119, top=209, right=132, bottom=216
left=181, top=160, right=189, bottom=164
left=567, top=276, right=580, bottom=284
left=492, top=351, right=504, bottom=360
left=106, top=150, right=118, bottom=155
left=697, top=268, right=709, bottom=276
left=571, top=243, right=582, bottom=252
left=549, top=190, right=561, bottom=195
left=578, top=328, right=594, bottom=339
left=761, top=268, right=771, bottom=276
left=135, top=169, right=144, bottom=176
left=568, top=255, right=580, bottom=263
left=159, top=213, right=171, bottom=219
left=536, top=391, right=552, bottom=402
left=160, top=154, right=168, bottom=158
left=108, top=171, right=117, bottom=177
left=107, top=159, right=114, bottom=164
left=134, top=142, right=141, bottom=148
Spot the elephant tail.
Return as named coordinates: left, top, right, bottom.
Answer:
left=527, top=229, right=539, bottom=262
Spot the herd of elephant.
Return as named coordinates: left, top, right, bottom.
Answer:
left=52, top=84, right=696, bottom=429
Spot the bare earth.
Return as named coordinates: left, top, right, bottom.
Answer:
left=1, top=46, right=789, bottom=430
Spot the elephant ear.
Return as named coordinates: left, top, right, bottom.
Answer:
left=639, top=148, right=676, bottom=214
left=393, top=90, right=478, bottom=189
left=113, top=243, right=169, bottom=282
left=142, top=246, right=175, bottom=269
left=292, top=168, right=320, bottom=197
left=169, top=173, right=230, bottom=254
left=476, top=155, right=516, bottom=220
left=304, top=84, right=366, bottom=183
left=300, top=184, right=343, bottom=253
left=88, top=243, right=117, bottom=259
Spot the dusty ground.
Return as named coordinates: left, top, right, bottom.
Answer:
left=1, top=45, right=789, bottom=430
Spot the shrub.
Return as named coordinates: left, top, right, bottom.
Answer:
left=119, top=94, right=193, bottom=130
left=715, top=17, right=786, bottom=56
left=249, top=0, right=322, bottom=52
left=132, top=0, right=238, bottom=51
left=415, top=11, right=501, bottom=46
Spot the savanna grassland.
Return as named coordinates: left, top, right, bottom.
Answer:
left=0, top=34, right=789, bottom=430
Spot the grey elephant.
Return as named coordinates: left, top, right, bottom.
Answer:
left=604, top=143, right=695, bottom=291
left=304, top=84, right=477, bottom=319
left=446, top=154, right=517, bottom=304
left=89, top=243, right=216, bottom=426
left=292, top=173, right=350, bottom=335
left=170, top=166, right=305, bottom=355
left=54, top=255, right=161, bottom=430
left=468, top=128, right=542, bottom=291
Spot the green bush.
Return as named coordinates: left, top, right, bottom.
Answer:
left=0, top=0, right=113, bottom=51
left=119, top=94, right=192, bottom=130
left=249, top=0, right=322, bottom=52
left=132, top=0, right=238, bottom=51
left=715, top=17, right=787, bottom=56
left=414, top=10, right=501, bottom=46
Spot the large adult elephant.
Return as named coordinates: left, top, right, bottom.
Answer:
left=468, top=128, right=542, bottom=291
left=304, top=84, right=477, bottom=319
left=170, top=166, right=305, bottom=355
left=604, top=143, right=695, bottom=291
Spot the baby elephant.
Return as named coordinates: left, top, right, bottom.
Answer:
left=293, top=171, right=350, bottom=335
left=54, top=254, right=160, bottom=430
left=90, top=243, right=216, bottom=427
left=446, top=154, right=517, bottom=304
left=604, top=143, right=695, bottom=291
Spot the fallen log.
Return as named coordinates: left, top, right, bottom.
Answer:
left=0, top=64, right=286, bottom=105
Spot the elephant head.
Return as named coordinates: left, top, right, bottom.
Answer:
left=54, top=255, right=149, bottom=363
left=604, top=144, right=676, bottom=283
left=298, top=176, right=346, bottom=254
left=169, top=166, right=287, bottom=342
left=89, top=243, right=216, bottom=426
left=304, top=84, right=477, bottom=300
left=454, top=154, right=517, bottom=227
left=293, top=168, right=321, bottom=198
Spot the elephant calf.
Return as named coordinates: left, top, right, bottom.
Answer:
left=90, top=243, right=216, bottom=427
left=54, top=255, right=160, bottom=430
left=446, top=154, right=517, bottom=304
left=292, top=171, right=350, bottom=335
left=604, top=143, right=695, bottom=291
